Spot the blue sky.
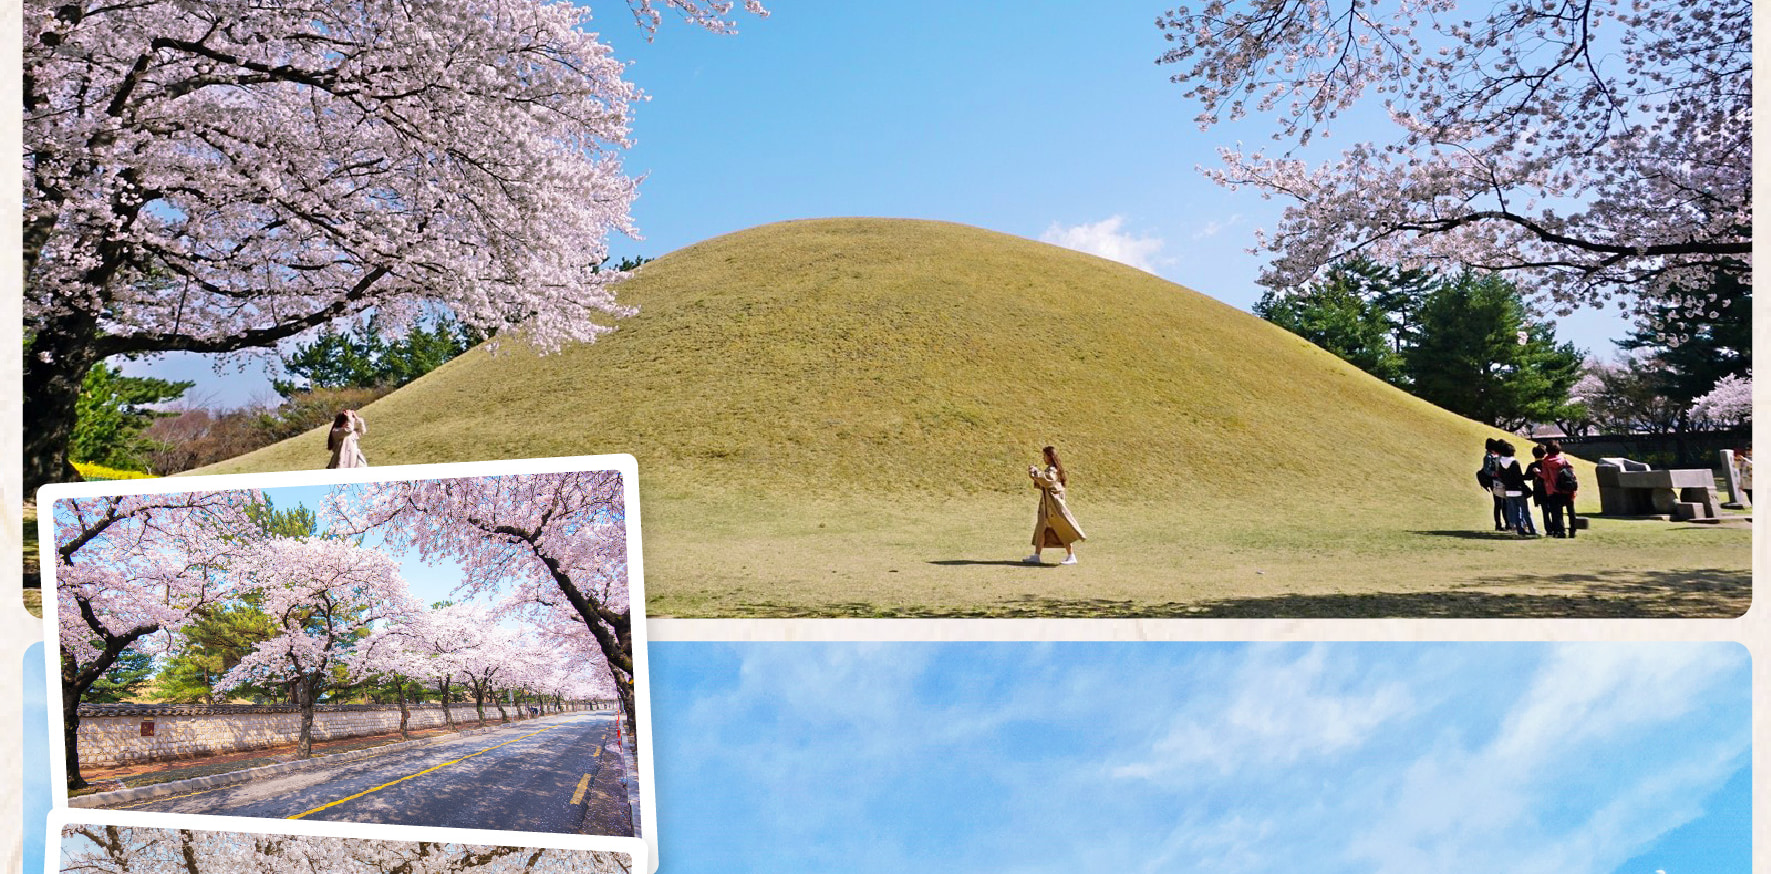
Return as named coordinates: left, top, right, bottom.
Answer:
left=648, top=642, right=1749, bottom=874
left=25, top=642, right=1748, bottom=872
left=124, top=0, right=1636, bottom=405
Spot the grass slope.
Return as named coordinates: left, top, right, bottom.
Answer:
left=197, top=218, right=1748, bottom=617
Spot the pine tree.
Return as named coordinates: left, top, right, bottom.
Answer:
left=1404, top=271, right=1584, bottom=430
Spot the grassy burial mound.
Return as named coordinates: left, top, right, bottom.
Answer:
left=199, top=219, right=1748, bottom=617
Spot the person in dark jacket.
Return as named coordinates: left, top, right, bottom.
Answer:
left=1524, top=445, right=1553, bottom=536
left=1494, top=441, right=1537, bottom=536
left=1481, top=439, right=1507, bottom=531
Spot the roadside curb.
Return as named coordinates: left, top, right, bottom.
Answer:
left=620, top=737, right=641, bottom=835
left=70, top=712, right=583, bottom=809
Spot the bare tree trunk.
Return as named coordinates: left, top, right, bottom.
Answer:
left=395, top=678, right=410, bottom=740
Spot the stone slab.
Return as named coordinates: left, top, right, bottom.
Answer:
left=1617, top=469, right=1717, bottom=489
left=1719, top=449, right=1748, bottom=506
left=1680, top=486, right=1719, bottom=517
left=1648, top=488, right=1679, bottom=515
left=1596, top=486, right=1632, bottom=515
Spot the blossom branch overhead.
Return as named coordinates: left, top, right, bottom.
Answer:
left=1158, top=0, right=1749, bottom=309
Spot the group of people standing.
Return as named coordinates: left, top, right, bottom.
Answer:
left=1480, top=439, right=1578, bottom=538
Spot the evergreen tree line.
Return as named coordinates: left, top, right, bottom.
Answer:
left=1255, top=261, right=1749, bottom=435
left=67, top=255, right=650, bottom=475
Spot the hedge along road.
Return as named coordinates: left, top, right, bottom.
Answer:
left=111, top=711, right=628, bottom=835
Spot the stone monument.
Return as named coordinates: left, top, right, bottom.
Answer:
left=1594, top=458, right=1722, bottom=521
left=1719, top=449, right=1751, bottom=509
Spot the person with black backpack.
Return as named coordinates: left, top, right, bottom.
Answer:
left=1537, top=441, right=1578, bottom=538
left=1478, top=439, right=1507, bottom=531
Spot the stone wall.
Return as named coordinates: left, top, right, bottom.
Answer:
left=76, top=701, right=611, bottom=768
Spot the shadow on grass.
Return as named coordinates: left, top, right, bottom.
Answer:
left=731, top=567, right=1749, bottom=619
left=927, top=560, right=1051, bottom=567
left=1413, top=529, right=1535, bottom=540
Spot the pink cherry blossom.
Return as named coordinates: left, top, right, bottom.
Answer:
left=61, top=825, right=634, bottom=873
left=216, top=537, right=419, bottom=758
left=1156, top=0, right=1749, bottom=310
left=1689, top=372, right=1751, bottom=426
left=51, top=489, right=263, bottom=789
left=23, top=0, right=764, bottom=494
left=329, top=471, right=635, bottom=730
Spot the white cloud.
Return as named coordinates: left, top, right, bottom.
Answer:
left=656, top=643, right=1748, bottom=874
left=1192, top=214, right=1244, bottom=240
left=1110, top=644, right=1416, bottom=781
left=1039, top=216, right=1165, bottom=273
left=1344, top=644, right=1749, bottom=874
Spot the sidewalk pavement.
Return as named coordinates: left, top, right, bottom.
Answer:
left=576, top=719, right=636, bottom=837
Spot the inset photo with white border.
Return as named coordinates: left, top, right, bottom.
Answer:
left=39, top=456, right=655, bottom=868
left=48, top=808, right=646, bottom=874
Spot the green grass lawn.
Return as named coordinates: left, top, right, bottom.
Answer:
left=641, top=488, right=1749, bottom=617
left=191, top=218, right=1751, bottom=618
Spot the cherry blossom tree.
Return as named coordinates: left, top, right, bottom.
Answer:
left=22, top=0, right=765, bottom=494
left=61, top=825, right=633, bottom=874
left=1689, top=372, right=1751, bottom=427
left=332, top=471, right=636, bottom=732
left=216, top=538, right=418, bottom=758
left=523, top=596, right=622, bottom=715
left=441, top=611, right=522, bottom=725
left=404, top=603, right=495, bottom=729
left=344, top=617, right=435, bottom=740
left=349, top=606, right=604, bottom=731
left=52, top=489, right=262, bottom=789
left=1156, top=0, right=1749, bottom=311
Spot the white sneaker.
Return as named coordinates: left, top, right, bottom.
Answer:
left=1059, top=555, right=1078, bottom=565
left=1023, top=554, right=1043, bottom=564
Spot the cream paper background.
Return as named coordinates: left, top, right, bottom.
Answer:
left=0, top=0, right=1763, bottom=869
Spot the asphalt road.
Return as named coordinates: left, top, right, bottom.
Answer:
left=118, top=712, right=627, bottom=835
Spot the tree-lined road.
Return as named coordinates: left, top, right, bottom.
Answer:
left=117, top=712, right=630, bottom=835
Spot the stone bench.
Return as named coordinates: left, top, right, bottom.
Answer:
left=1594, top=461, right=1721, bottom=520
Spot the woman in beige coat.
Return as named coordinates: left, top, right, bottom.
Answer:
left=1025, top=445, right=1086, bottom=565
left=326, top=409, right=368, bottom=469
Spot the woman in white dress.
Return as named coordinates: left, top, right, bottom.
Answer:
left=326, top=409, right=368, bottom=469
left=1024, top=445, right=1087, bottom=565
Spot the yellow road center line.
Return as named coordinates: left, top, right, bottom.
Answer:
left=288, top=725, right=564, bottom=820
left=569, top=773, right=592, bottom=805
